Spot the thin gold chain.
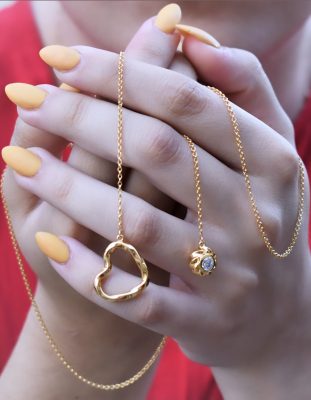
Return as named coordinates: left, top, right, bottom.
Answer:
left=208, top=86, right=305, bottom=258
left=117, top=51, right=125, bottom=242
left=183, top=135, right=205, bottom=248
left=0, top=50, right=167, bottom=391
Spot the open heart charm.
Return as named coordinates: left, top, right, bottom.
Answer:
left=94, top=240, right=149, bottom=302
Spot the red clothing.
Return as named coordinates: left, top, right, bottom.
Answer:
left=1, top=2, right=310, bottom=400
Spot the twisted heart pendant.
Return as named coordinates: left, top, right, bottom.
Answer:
left=94, top=240, right=149, bottom=302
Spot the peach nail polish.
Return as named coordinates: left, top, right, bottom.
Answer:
left=155, top=3, right=182, bottom=34
left=39, top=45, right=80, bottom=71
left=1, top=146, right=41, bottom=177
left=59, top=83, right=80, bottom=93
left=5, top=83, right=47, bottom=109
left=176, top=24, right=221, bottom=48
left=35, top=232, right=70, bottom=263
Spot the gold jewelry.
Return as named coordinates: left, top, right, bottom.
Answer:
left=0, top=169, right=166, bottom=390
left=94, top=51, right=149, bottom=301
left=208, top=86, right=305, bottom=258
left=0, top=50, right=167, bottom=391
left=184, top=134, right=217, bottom=276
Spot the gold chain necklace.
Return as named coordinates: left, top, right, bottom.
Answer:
left=207, top=86, right=305, bottom=258
left=0, top=177, right=167, bottom=389
left=0, top=51, right=167, bottom=391
left=0, top=51, right=305, bottom=392
left=94, top=51, right=150, bottom=302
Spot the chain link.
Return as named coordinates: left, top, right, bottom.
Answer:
left=208, top=86, right=305, bottom=258
left=183, top=134, right=206, bottom=248
left=0, top=51, right=167, bottom=391
left=117, top=51, right=125, bottom=242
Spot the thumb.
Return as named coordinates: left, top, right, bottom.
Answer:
left=180, top=29, right=292, bottom=140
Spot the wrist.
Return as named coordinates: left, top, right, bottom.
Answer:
left=0, top=283, right=161, bottom=400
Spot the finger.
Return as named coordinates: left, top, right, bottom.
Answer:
left=16, top=86, right=236, bottom=213
left=126, top=51, right=197, bottom=209
left=68, top=144, right=116, bottom=184
left=44, top=47, right=294, bottom=172
left=169, top=51, right=197, bottom=79
left=45, top=234, right=200, bottom=338
left=9, top=147, right=203, bottom=280
left=123, top=13, right=181, bottom=211
left=125, top=16, right=180, bottom=65
left=2, top=118, right=67, bottom=216
left=182, top=37, right=294, bottom=142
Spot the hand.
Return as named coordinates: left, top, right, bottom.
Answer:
left=3, top=27, right=311, bottom=400
left=0, top=15, right=193, bottom=399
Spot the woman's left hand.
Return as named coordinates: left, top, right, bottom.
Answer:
left=7, top=40, right=311, bottom=395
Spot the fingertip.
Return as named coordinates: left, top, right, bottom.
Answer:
left=35, top=231, right=70, bottom=264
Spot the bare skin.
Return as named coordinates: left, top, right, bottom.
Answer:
left=1, top=1, right=311, bottom=400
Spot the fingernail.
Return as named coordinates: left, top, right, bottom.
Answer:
left=176, top=24, right=221, bottom=48
left=1, top=146, right=41, bottom=177
left=5, top=83, right=47, bottom=109
left=35, top=232, right=70, bottom=264
left=155, top=3, right=182, bottom=33
left=59, top=82, right=80, bottom=93
left=39, top=45, right=80, bottom=70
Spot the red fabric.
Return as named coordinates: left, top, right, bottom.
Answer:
left=0, top=2, right=310, bottom=400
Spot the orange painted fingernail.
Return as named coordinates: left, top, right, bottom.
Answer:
left=155, top=3, right=182, bottom=33
left=39, top=45, right=80, bottom=70
left=176, top=24, right=221, bottom=48
left=5, top=83, right=47, bottom=109
left=35, top=232, right=70, bottom=263
left=59, top=83, right=80, bottom=93
left=1, top=146, right=41, bottom=177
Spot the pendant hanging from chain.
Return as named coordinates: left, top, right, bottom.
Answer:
left=93, top=51, right=149, bottom=301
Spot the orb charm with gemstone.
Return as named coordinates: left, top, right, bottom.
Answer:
left=189, top=245, right=217, bottom=276
left=184, top=133, right=217, bottom=277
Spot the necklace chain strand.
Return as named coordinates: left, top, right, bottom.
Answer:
left=0, top=57, right=304, bottom=391
left=0, top=50, right=167, bottom=391
left=0, top=170, right=167, bottom=390
left=183, top=134, right=205, bottom=248
left=117, top=51, right=124, bottom=242
left=208, top=86, right=305, bottom=258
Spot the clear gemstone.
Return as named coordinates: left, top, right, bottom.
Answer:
left=201, top=256, right=214, bottom=272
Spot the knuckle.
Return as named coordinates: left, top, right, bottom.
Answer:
left=277, top=146, right=300, bottom=185
left=142, top=123, right=181, bottom=165
left=263, top=209, right=282, bottom=240
left=125, top=208, right=161, bottom=248
left=136, top=292, right=163, bottom=326
left=54, top=173, right=74, bottom=202
left=65, top=95, right=89, bottom=130
left=244, top=51, right=265, bottom=80
left=167, top=78, right=207, bottom=117
left=11, top=118, right=39, bottom=147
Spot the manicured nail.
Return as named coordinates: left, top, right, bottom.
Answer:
left=59, top=83, right=80, bottom=93
left=155, top=3, right=182, bottom=33
left=39, top=45, right=80, bottom=70
left=176, top=24, right=221, bottom=48
left=5, top=83, right=47, bottom=109
left=1, top=146, right=41, bottom=177
left=35, top=232, right=70, bottom=264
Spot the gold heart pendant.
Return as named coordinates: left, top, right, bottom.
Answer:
left=94, top=240, right=149, bottom=302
